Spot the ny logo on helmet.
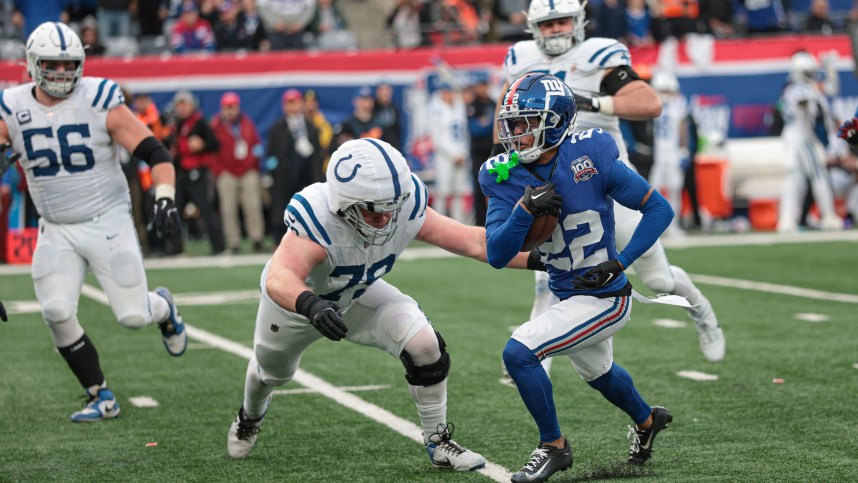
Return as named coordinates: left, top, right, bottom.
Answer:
left=571, top=156, right=598, bottom=183
left=540, top=79, right=567, bottom=109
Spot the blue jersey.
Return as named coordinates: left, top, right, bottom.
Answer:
left=480, top=128, right=673, bottom=299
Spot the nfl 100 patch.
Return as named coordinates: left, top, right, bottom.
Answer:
left=571, top=156, right=598, bottom=182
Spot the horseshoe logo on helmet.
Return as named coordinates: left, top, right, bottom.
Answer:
left=334, top=153, right=361, bottom=182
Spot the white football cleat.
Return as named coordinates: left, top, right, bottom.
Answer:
left=155, top=287, right=187, bottom=357
left=227, top=407, right=265, bottom=459
left=689, top=298, right=725, bottom=362
left=425, top=423, right=486, bottom=471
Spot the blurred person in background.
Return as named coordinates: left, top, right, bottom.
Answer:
left=12, top=0, right=71, bottom=39
left=98, top=0, right=133, bottom=37
left=211, top=92, right=266, bottom=254
left=80, top=20, right=106, bottom=56
left=803, top=0, right=839, bottom=34
left=649, top=0, right=701, bottom=42
left=170, top=1, right=216, bottom=53
left=735, top=0, right=789, bottom=35
left=649, top=70, right=689, bottom=238
left=170, top=90, right=227, bottom=254
left=373, top=82, right=402, bottom=151
left=303, top=89, right=333, bottom=169
left=596, top=0, right=629, bottom=42
left=257, top=0, right=315, bottom=50
left=331, top=86, right=382, bottom=153
left=626, top=0, right=654, bottom=47
left=215, top=0, right=269, bottom=52
left=307, top=0, right=356, bottom=50
left=777, top=51, right=842, bottom=232
left=493, top=0, right=529, bottom=42
left=386, top=0, right=431, bottom=49
left=266, top=88, right=323, bottom=244
left=428, top=82, right=470, bottom=223
left=699, top=0, right=734, bottom=38
left=466, top=76, right=494, bottom=226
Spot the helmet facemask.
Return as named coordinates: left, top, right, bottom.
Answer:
left=526, top=0, right=588, bottom=56
left=32, top=58, right=83, bottom=98
left=340, top=194, right=410, bottom=246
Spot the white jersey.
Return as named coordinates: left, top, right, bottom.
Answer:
left=283, top=177, right=430, bottom=310
left=504, top=38, right=632, bottom=162
left=427, top=93, right=470, bottom=163
left=654, top=95, right=688, bottom=164
left=0, top=78, right=129, bottom=223
left=781, top=80, right=831, bottom=145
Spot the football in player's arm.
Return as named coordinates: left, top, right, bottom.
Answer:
left=226, top=137, right=531, bottom=472
left=480, top=72, right=674, bottom=482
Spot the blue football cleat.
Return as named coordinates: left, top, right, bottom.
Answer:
left=70, top=387, right=120, bottom=422
left=155, top=287, right=187, bottom=356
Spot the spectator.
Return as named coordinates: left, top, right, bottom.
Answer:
left=239, top=0, right=271, bottom=51
left=466, top=76, right=494, bottom=227
left=386, top=0, right=431, bottom=49
left=80, top=20, right=106, bottom=56
left=199, top=0, right=220, bottom=26
left=257, top=0, right=315, bottom=50
left=13, top=0, right=71, bottom=39
left=98, top=0, right=133, bottom=37
left=373, top=82, right=403, bottom=152
left=438, top=0, right=482, bottom=45
left=211, top=92, right=266, bottom=254
left=597, top=0, right=629, bottom=41
left=303, top=89, right=333, bottom=167
left=137, top=0, right=164, bottom=35
left=626, top=0, right=655, bottom=46
left=170, top=90, right=226, bottom=254
left=428, top=82, right=470, bottom=223
left=215, top=0, right=267, bottom=51
left=736, top=0, right=789, bottom=35
left=133, top=92, right=171, bottom=141
left=265, top=89, right=323, bottom=244
left=699, top=0, right=734, bottom=38
left=308, top=0, right=356, bottom=50
left=493, top=0, right=529, bottom=42
left=170, top=1, right=216, bottom=53
left=804, top=0, right=838, bottom=34
left=650, top=0, right=701, bottom=42
left=332, top=86, right=383, bottom=153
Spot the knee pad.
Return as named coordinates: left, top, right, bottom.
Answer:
left=400, top=330, right=450, bottom=386
left=118, top=314, right=147, bottom=330
left=109, top=250, right=144, bottom=288
left=42, top=299, right=73, bottom=325
left=254, top=343, right=297, bottom=386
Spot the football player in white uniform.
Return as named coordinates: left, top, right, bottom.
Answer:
left=226, top=138, right=534, bottom=471
left=777, top=51, right=842, bottom=232
left=0, top=22, right=186, bottom=422
left=497, top=0, right=725, bottom=366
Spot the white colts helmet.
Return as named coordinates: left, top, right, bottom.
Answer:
left=651, top=70, right=680, bottom=94
left=526, top=0, right=588, bottom=56
left=327, top=138, right=412, bottom=246
left=789, top=51, right=819, bottom=84
left=26, top=22, right=85, bottom=99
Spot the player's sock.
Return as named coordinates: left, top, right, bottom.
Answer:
left=243, top=357, right=275, bottom=419
left=586, top=363, right=651, bottom=425
left=503, top=338, right=561, bottom=442
left=409, top=379, right=447, bottom=444
left=148, top=292, right=171, bottom=325
left=58, top=334, right=105, bottom=389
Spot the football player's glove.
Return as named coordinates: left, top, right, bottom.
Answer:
left=296, top=291, right=348, bottom=341
left=1, top=143, right=21, bottom=176
left=527, top=248, right=546, bottom=271
left=837, top=118, right=858, bottom=145
left=573, top=93, right=614, bottom=115
left=521, top=183, right=562, bottom=216
left=152, top=197, right=181, bottom=238
left=0, top=300, right=7, bottom=322
left=574, top=260, right=625, bottom=289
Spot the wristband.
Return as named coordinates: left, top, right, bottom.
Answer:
left=596, top=96, right=614, bottom=116
left=155, top=184, right=175, bottom=201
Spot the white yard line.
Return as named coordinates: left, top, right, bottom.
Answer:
left=689, top=274, right=858, bottom=304
left=76, top=284, right=512, bottom=483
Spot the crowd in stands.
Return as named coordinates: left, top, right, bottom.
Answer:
left=1, top=1, right=858, bottom=59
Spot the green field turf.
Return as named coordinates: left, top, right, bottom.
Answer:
left=1, top=237, right=856, bottom=482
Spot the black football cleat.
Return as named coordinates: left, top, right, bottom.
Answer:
left=511, top=438, right=573, bottom=483
left=627, top=406, right=672, bottom=465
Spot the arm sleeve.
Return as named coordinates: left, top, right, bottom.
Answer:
left=606, top=161, right=673, bottom=268
left=484, top=197, right=533, bottom=269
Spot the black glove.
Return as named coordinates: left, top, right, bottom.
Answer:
left=527, top=249, right=546, bottom=271
left=521, top=183, right=562, bottom=216
left=837, top=118, right=858, bottom=145
left=574, top=93, right=601, bottom=113
left=0, top=300, right=7, bottom=322
left=574, top=260, right=625, bottom=289
left=152, top=197, right=181, bottom=238
left=1, top=142, right=21, bottom=176
left=295, top=291, right=348, bottom=341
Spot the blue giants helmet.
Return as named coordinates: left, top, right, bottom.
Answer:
left=497, top=72, right=578, bottom=163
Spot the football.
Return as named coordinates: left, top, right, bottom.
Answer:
left=521, top=213, right=559, bottom=252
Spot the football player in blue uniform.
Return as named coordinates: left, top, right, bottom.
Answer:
left=480, top=73, right=674, bottom=482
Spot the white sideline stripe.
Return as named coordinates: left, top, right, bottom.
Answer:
left=186, top=325, right=512, bottom=482
left=652, top=318, right=687, bottom=329
left=676, top=370, right=719, bottom=382
left=3, top=301, right=42, bottom=314
left=74, top=283, right=510, bottom=481
left=128, top=396, right=160, bottom=408
left=272, top=384, right=391, bottom=395
left=173, top=290, right=260, bottom=306
left=794, top=313, right=830, bottom=323
left=689, top=274, right=858, bottom=304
